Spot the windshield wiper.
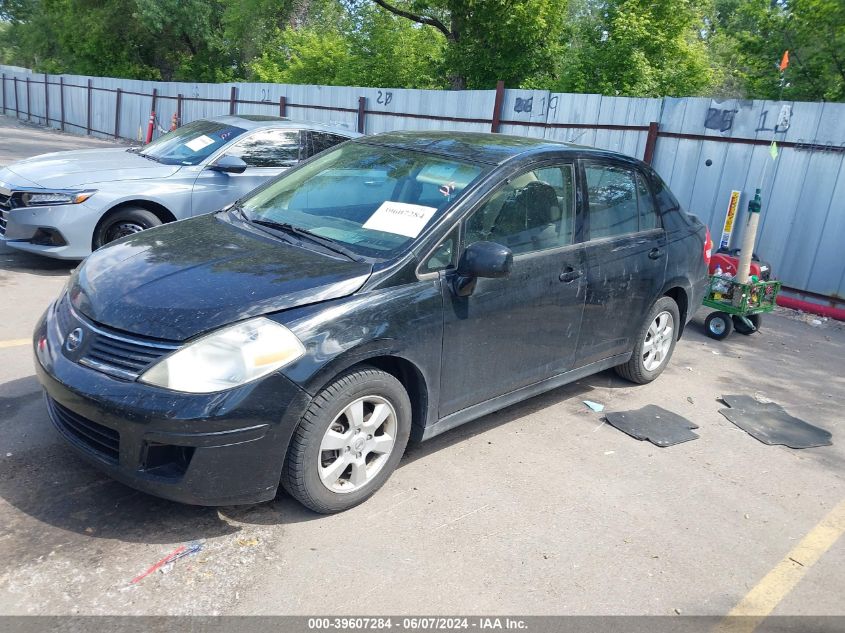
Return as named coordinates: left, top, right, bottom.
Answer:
left=251, top=220, right=366, bottom=263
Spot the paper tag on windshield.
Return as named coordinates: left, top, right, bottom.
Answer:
left=185, top=135, right=214, bottom=152
left=362, top=202, right=437, bottom=238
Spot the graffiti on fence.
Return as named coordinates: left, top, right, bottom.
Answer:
left=793, top=139, right=845, bottom=153
left=376, top=90, right=393, bottom=107
left=704, top=107, right=738, bottom=132
left=755, top=104, right=792, bottom=133
left=514, top=96, right=533, bottom=113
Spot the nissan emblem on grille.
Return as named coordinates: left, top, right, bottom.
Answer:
left=65, top=327, right=84, bottom=352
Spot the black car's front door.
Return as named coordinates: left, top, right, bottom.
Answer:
left=437, top=164, right=587, bottom=418
left=575, top=160, right=667, bottom=366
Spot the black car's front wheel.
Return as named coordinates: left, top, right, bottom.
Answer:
left=282, top=366, right=412, bottom=514
left=94, top=207, right=162, bottom=249
left=615, top=296, right=680, bottom=384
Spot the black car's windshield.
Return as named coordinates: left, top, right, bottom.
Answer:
left=240, top=142, right=487, bottom=258
left=140, top=120, right=246, bottom=165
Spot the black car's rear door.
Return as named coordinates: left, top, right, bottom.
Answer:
left=436, top=163, right=587, bottom=418
left=574, top=160, right=667, bottom=366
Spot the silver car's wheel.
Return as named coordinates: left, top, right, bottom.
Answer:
left=106, top=221, right=147, bottom=242
left=318, top=396, right=398, bottom=493
left=93, top=207, right=162, bottom=249
left=642, top=311, right=674, bottom=371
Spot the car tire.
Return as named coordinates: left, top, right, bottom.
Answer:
left=615, top=296, right=680, bottom=384
left=732, top=314, right=761, bottom=335
left=704, top=311, right=733, bottom=340
left=94, top=207, right=162, bottom=249
left=281, top=366, right=412, bottom=514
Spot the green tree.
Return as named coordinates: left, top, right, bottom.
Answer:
left=710, top=0, right=845, bottom=101
left=369, top=0, right=567, bottom=89
left=220, top=0, right=299, bottom=73
left=250, top=1, right=446, bottom=88
left=557, top=0, right=715, bottom=97
left=0, top=0, right=241, bottom=80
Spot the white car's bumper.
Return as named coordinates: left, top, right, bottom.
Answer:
left=0, top=198, right=101, bottom=260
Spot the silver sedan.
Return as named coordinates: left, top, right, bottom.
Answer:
left=0, top=115, right=357, bottom=259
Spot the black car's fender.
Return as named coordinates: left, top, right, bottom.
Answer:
left=274, top=280, right=444, bottom=440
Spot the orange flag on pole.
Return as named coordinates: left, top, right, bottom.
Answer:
left=779, top=50, right=790, bottom=72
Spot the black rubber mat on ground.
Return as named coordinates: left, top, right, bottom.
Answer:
left=605, top=405, right=699, bottom=447
left=719, top=395, right=832, bottom=449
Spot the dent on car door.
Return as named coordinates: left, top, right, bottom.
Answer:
left=436, top=163, right=587, bottom=418
left=575, top=161, right=667, bottom=366
left=190, top=129, right=299, bottom=216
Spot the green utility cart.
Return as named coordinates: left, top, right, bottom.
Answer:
left=703, top=275, right=782, bottom=340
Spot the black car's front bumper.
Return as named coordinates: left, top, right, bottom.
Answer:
left=33, top=306, right=312, bottom=506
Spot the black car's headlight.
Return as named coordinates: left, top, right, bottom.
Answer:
left=139, top=317, right=305, bottom=393
left=15, top=190, right=96, bottom=207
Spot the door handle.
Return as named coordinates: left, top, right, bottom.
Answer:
left=648, top=248, right=664, bottom=260
left=559, top=267, right=582, bottom=283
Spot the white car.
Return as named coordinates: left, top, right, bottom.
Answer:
left=0, top=115, right=357, bottom=259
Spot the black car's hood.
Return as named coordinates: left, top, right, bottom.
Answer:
left=70, top=214, right=372, bottom=340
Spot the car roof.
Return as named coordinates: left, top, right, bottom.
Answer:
left=208, top=115, right=359, bottom=136
left=357, top=131, right=620, bottom=166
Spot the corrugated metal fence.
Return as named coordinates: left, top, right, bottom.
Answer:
left=2, top=65, right=844, bottom=304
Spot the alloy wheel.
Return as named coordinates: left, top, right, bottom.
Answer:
left=318, top=395, right=397, bottom=493
left=642, top=310, right=674, bottom=371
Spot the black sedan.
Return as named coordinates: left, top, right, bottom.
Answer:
left=34, top=132, right=711, bottom=513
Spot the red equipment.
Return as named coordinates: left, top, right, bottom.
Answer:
left=708, top=249, right=771, bottom=281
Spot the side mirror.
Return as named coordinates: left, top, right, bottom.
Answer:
left=208, top=154, right=248, bottom=174
left=451, top=241, right=513, bottom=297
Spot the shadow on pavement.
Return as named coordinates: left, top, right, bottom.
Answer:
left=0, top=375, right=321, bottom=550
left=0, top=249, right=79, bottom=278
left=401, top=377, right=599, bottom=467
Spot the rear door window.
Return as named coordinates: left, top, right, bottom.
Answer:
left=302, top=131, right=351, bottom=159
left=584, top=163, right=639, bottom=239
left=227, top=129, right=301, bottom=167
left=636, top=171, right=660, bottom=231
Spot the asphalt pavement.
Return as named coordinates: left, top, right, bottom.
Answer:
left=0, top=115, right=843, bottom=618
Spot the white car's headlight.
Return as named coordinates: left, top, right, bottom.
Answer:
left=139, top=317, right=305, bottom=393
left=18, top=190, right=96, bottom=207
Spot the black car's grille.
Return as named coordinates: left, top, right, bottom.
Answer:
left=47, top=397, right=120, bottom=461
left=84, top=334, right=173, bottom=376
left=55, top=294, right=179, bottom=380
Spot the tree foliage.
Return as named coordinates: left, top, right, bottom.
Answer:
left=0, top=0, right=842, bottom=100
left=555, top=0, right=714, bottom=97
left=371, top=0, right=567, bottom=89
left=710, top=0, right=845, bottom=101
left=251, top=1, right=446, bottom=88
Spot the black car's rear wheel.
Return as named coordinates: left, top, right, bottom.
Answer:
left=94, top=207, right=162, bottom=249
left=281, top=366, right=411, bottom=514
left=615, top=296, right=680, bottom=384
